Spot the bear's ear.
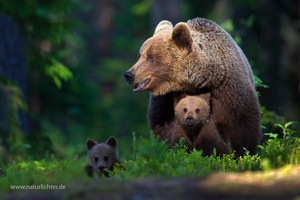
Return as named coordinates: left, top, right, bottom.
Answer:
left=172, top=23, right=192, bottom=50
left=154, top=20, right=173, bottom=35
left=106, top=136, right=118, bottom=148
left=86, top=139, right=97, bottom=150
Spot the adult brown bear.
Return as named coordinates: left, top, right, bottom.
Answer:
left=124, top=18, right=262, bottom=155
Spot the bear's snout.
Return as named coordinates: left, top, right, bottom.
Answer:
left=186, top=116, right=194, bottom=124
left=98, top=165, right=105, bottom=170
left=124, top=71, right=134, bottom=84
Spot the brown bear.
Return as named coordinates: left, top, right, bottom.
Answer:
left=85, top=136, right=121, bottom=177
left=124, top=17, right=262, bottom=156
left=173, top=93, right=228, bottom=155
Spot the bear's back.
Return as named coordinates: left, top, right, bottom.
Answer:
left=187, top=18, right=255, bottom=87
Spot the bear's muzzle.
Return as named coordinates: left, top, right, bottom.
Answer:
left=124, top=71, right=134, bottom=84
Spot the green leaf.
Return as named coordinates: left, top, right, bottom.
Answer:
left=275, top=123, right=284, bottom=130
left=284, top=121, right=294, bottom=129
left=18, top=162, right=29, bottom=169
left=220, top=19, right=234, bottom=33
left=45, top=59, right=73, bottom=88
left=254, top=75, right=269, bottom=88
left=264, top=132, right=278, bottom=139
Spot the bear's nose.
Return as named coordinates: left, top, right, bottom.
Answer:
left=186, top=116, right=194, bottom=123
left=98, top=165, right=104, bottom=170
left=124, top=71, right=134, bottom=84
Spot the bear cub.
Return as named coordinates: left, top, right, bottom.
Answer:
left=174, top=93, right=228, bottom=156
left=85, top=136, right=121, bottom=177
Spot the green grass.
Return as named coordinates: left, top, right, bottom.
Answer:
left=0, top=122, right=299, bottom=193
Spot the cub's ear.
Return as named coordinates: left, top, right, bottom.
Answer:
left=154, top=20, right=173, bottom=35
left=106, top=136, right=118, bottom=148
left=86, top=139, right=97, bottom=150
left=172, top=23, right=192, bottom=50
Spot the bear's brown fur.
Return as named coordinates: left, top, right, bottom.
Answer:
left=85, top=136, right=121, bottom=177
left=125, top=18, right=261, bottom=155
left=174, top=93, right=228, bottom=155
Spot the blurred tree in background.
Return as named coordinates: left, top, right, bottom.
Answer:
left=0, top=0, right=299, bottom=160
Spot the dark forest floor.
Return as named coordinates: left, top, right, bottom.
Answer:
left=3, top=165, right=300, bottom=200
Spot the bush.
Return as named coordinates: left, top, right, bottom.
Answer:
left=259, top=122, right=300, bottom=168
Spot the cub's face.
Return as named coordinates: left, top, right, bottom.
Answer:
left=175, top=96, right=210, bottom=127
left=86, top=137, right=118, bottom=173
left=124, top=21, right=193, bottom=96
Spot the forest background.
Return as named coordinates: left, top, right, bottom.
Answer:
left=0, top=0, right=299, bottom=161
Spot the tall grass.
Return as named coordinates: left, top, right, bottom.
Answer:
left=0, top=122, right=299, bottom=192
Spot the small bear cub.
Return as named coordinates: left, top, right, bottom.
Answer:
left=173, top=93, right=229, bottom=155
left=85, top=136, right=121, bottom=177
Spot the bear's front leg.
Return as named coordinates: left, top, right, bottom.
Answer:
left=148, top=92, right=175, bottom=130
left=194, top=120, right=229, bottom=156
left=85, top=165, right=94, bottom=177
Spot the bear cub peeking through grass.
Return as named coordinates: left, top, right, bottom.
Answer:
left=85, top=136, right=121, bottom=177
left=174, top=93, right=228, bottom=156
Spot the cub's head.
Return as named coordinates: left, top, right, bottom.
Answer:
left=124, top=20, right=194, bottom=96
left=174, top=93, right=211, bottom=128
left=86, top=136, right=119, bottom=173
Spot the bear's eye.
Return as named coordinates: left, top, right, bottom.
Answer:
left=183, top=108, right=187, bottom=113
left=147, top=54, right=154, bottom=63
left=94, top=157, right=99, bottom=162
left=195, top=108, right=200, bottom=114
left=103, top=156, right=109, bottom=162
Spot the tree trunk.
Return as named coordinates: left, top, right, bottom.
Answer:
left=0, top=13, right=28, bottom=139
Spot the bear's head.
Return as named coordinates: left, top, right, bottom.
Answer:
left=174, top=93, right=211, bottom=128
left=124, top=20, right=202, bottom=96
left=86, top=136, right=119, bottom=173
